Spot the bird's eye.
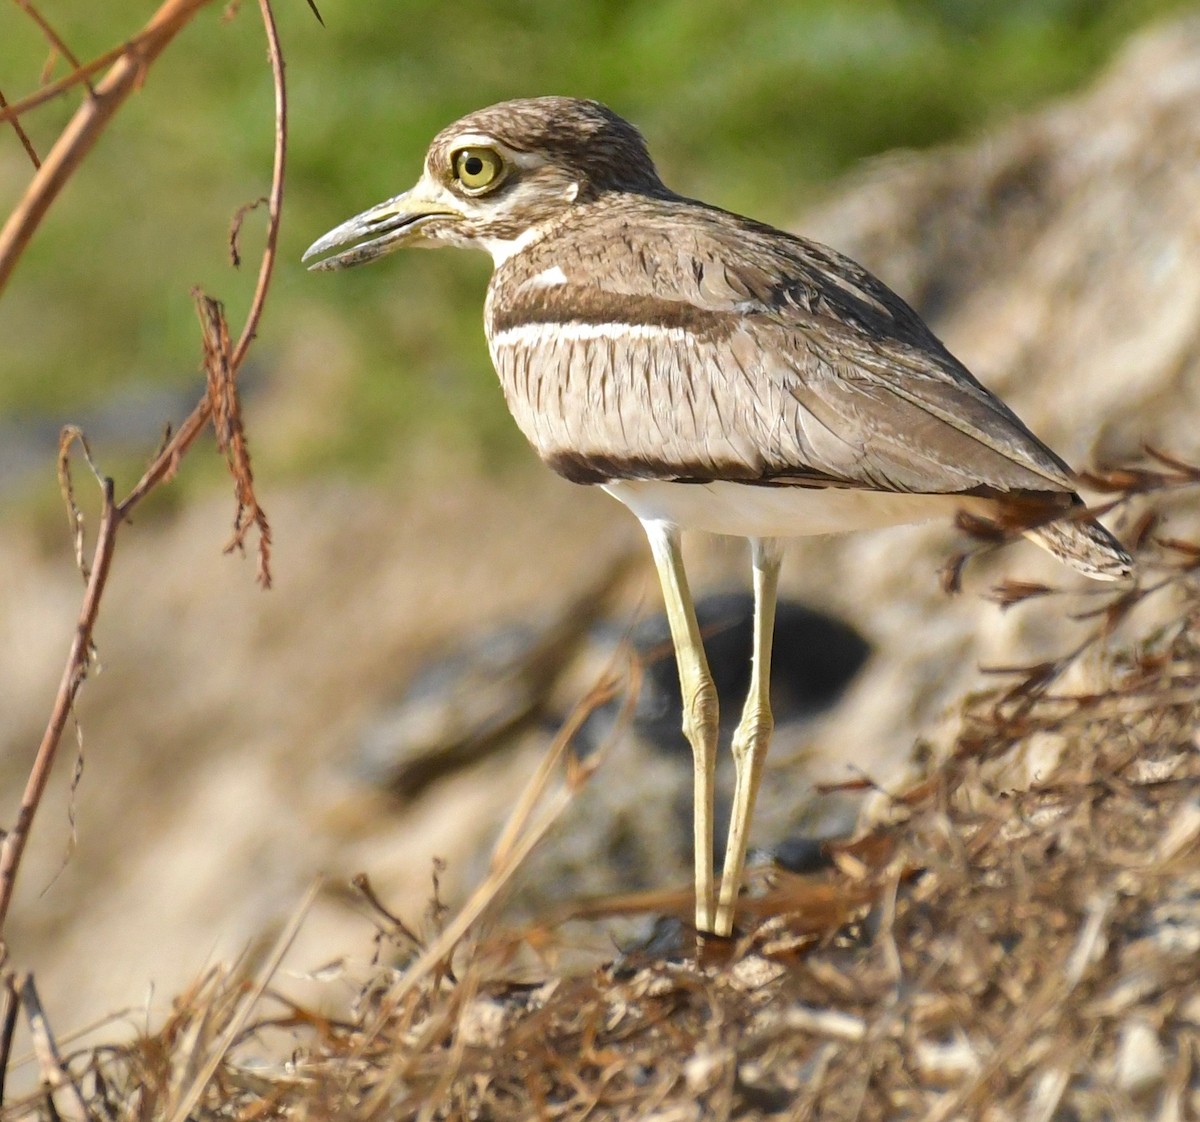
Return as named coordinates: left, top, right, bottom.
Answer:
left=452, top=147, right=504, bottom=191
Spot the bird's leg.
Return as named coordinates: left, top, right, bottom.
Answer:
left=714, top=537, right=783, bottom=937
left=643, top=520, right=720, bottom=934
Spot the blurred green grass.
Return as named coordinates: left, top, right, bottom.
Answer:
left=0, top=0, right=1193, bottom=485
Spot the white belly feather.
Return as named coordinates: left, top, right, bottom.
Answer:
left=602, top=478, right=967, bottom=539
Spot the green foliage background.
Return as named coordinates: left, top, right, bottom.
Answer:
left=0, top=0, right=1193, bottom=487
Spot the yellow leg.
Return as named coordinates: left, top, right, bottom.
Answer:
left=643, top=520, right=719, bottom=934
left=714, top=537, right=783, bottom=937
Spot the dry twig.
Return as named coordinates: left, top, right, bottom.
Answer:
left=195, top=291, right=273, bottom=586
left=12, top=2, right=87, bottom=85
left=20, top=975, right=87, bottom=1122
left=0, top=0, right=289, bottom=946
left=0, top=0, right=215, bottom=297
left=0, top=87, right=39, bottom=169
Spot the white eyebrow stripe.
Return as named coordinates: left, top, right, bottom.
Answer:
left=490, top=321, right=698, bottom=348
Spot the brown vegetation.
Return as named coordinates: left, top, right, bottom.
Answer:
left=5, top=495, right=1199, bottom=1119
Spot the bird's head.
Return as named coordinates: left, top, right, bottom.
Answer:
left=303, top=96, right=666, bottom=271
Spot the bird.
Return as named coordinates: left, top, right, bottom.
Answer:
left=303, top=96, right=1133, bottom=938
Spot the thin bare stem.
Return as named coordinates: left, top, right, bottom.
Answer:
left=0, top=0, right=289, bottom=944
left=165, top=880, right=320, bottom=1122
left=0, top=42, right=128, bottom=126
left=0, top=478, right=118, bottom=937
left=0, top=87, right=40, bottom=168
left=117, top=0, right=287, bottom=514
left=20, top=974, right=88, bottom=1121
left=0, top=974, right=18, bottom=1107
left=12, top=1, right=87, bottom=79
left=0, top=0, right=215, bottom=298
left=232, top=0, right=286, bottom=371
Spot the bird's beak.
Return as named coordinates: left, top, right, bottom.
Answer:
left=302, top=182, right=463, bottom=271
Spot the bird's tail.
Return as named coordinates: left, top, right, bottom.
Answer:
left=1024, top=515, right=1134, bottom=581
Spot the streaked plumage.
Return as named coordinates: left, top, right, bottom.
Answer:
left=305, top=96, right=1133, bottom=936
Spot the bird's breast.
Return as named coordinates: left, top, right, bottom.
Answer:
left=484, top=297, right=778, bottom=485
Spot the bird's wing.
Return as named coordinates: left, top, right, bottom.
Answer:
left=491, top=198, right=1077, bottom=496
left=761, top=313, right=1076, bottom=494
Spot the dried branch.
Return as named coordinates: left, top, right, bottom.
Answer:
left=0, top=86, right=40, bottom=168
left=353, top=872, right=422, bottom=948
left=371, top=660, right=632, bottom=1031
left=228, top=195, right=267, bottom=267
left=0, top=974, right=18, bottom=1108
left=0, top=0, right=289, bottom=943
left=165, top=880, right=320, bottom=1122
left=22, top=973, right=88, bottom=1121
left=13, top=1, right=88, bottom=83
left=117, top=0, right=288, bottom=512
left=195, top=291, right=273, bottom=586
left=233, top=0, right=286, bottom=369
left=56, top=425, right=105, bottom=582
left=1076, top=447, right=1200, bottom=497
left=0, top=474, right=119, bottom=938
left=0, top=0, right=215, bottom=297
left=0, top=41, right=132, bottom=126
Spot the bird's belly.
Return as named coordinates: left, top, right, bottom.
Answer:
left=602, top=478, right=966, bottom=539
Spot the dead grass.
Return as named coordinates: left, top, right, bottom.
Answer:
left=2, top=491, right=1197, bottom=1122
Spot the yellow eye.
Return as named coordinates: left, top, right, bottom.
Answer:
left=453, top=147, right=504, bottom=191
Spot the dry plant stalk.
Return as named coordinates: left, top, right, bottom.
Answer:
left=163, top=881, right=321, bottom=1122
left=0, top=86, right=40, bottom=168
left=368, top=656, right=636, bottom=1027
left=0, top=0, right=290, bottom=1031
left=195, top=292, right=274, bottom=586
left=17, top=975, right=86, bottom=1122
left=0, top=0, right=213, bottom=293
